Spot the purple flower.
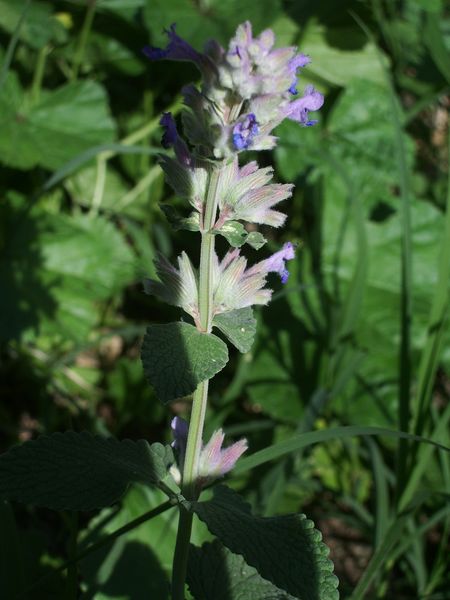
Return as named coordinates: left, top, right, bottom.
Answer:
left=232, top=113, right=259, bottom=150
left=198, top=429, right=248, bottom=482
left=171, top=416, right=188, bottom=453
left=286, top=85, right=324, bottom=126
left=169, top=417, right=247, bottom=487
left=250, top=241, right=296, bottom=283
left=143, top=23, right=204, bottom=65
left=159, top=112, right=191, bottom=165
left=287, top=53, right=311, bottom=95
left=212, top=242, right=296, bottom=314
left=160, top=112, right=178, bottom=149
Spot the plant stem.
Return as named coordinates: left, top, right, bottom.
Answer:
left=30, top=44, right=49, bottom=105
left=171, top=165, right=224, bottom=599
left=72, top=0, right=96, bottom=80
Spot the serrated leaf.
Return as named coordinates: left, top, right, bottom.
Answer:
left=188, top=540, right=297, bottom=600
left=0, top=75, right=115, bottom=170
left=160, top=205, right=200, bottom=232
left=141, top=322, right=229, bottom=404
left=0, top=432, right=174, bottom=511
left=188, top=486, right=339, bottom=600
left=213, top=308, right=256, bottom=353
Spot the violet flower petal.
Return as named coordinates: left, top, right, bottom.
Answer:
left=143, top=23, right=203, bottom=65
left=286, top=85, right=324, bottom=126
left=232, top=113, right=259, bottom=150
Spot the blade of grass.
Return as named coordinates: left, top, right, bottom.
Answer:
left=412, top=124, right=450, bottom=437
left=423, top=12, right=450, bottom=84
left=233, top=426, right=450, bottom=476
left=0, top=0, right=31, bottom=91
left=350, top=511, right=410, bottom=600
left=365, top=438, right=391, bottom=548
left=42, top=97, right=182, bottom=192
left=42, top=144, right=163, bottom=192
left=400, top=402, right=450, bottom=512
left=389, top=501, right=450, bottom=566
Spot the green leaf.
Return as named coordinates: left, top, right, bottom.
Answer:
left=0, top=0, right=67, bottom=49
left=214, top=221, right=248, bottom=247
left=160, top=205, right=200, bottom=232
left=141, top=322, right=229, bottom=404
left=233, top=426, right=450, bottom=477
left=0, top=199, right=137, bottom=342
left=188, top=540, right=296, bottom=600
left=144, top=0, right=281, bottom=47
left=246, top=231, right=267, bottom=250
left=0, top=502, right=25, bottom=598
left=301, top=23, right=388, bottom=86
left=188, top=486, right=339, bottom=600
left=214, top=221, right=267, bottom=249
left=213, top=307, right=256, bottom=353
left=0, top=432, right=174, bottom=511
left=0, top=75, right=115, bottom=170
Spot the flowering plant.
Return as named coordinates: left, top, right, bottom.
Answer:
left=0, top=20, right=338, bottom=600
left=140, top=21, right=337, bottom=599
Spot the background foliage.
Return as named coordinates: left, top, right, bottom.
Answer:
left=0, top=0, right=449, bottom=598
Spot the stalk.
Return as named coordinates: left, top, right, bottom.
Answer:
left=72, top=0, right=96, bottom=80
left=171, top=165, right=224, bottom=599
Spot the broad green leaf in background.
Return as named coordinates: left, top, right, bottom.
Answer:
left=141, top=322, right=229, bottom=404
left=0, top=0, right=67, bottom=49
left=0, top=75, right=115, bottom=170
left=188, top=485, right=339, bottom=600
left=301, top=23, right=387, bottom=86
left=187, top=540, right=297, bottom=600
left=326, top=78, right=415, bottom=211
left=144, top=0, right=282, bottom=47
left=213, top=307, right=257, bottom=353
left=0, top=432, right=174, bottom=510
left=242, top=298, right=317, bottom=421
left=0, top=200, right=137, bottom=342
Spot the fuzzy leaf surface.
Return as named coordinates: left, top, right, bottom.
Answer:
left=188, top=540, right=297, bottom=600
left=189, top=486, right=339, bottom=600
left=141, top=322, right=229, bottom=404
left=213, top=308, right=257, bottom=353
left=214, top=221, right=267, bottom=249
left=0, top=432, right=174, bottom=511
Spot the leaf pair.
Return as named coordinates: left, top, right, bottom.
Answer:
left=141, top=309, right=256, bottom=404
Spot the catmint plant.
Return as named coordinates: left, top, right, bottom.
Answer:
left=0, top=20, right=338, bottom=600
left=142, top=21, right=327, bottom=599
